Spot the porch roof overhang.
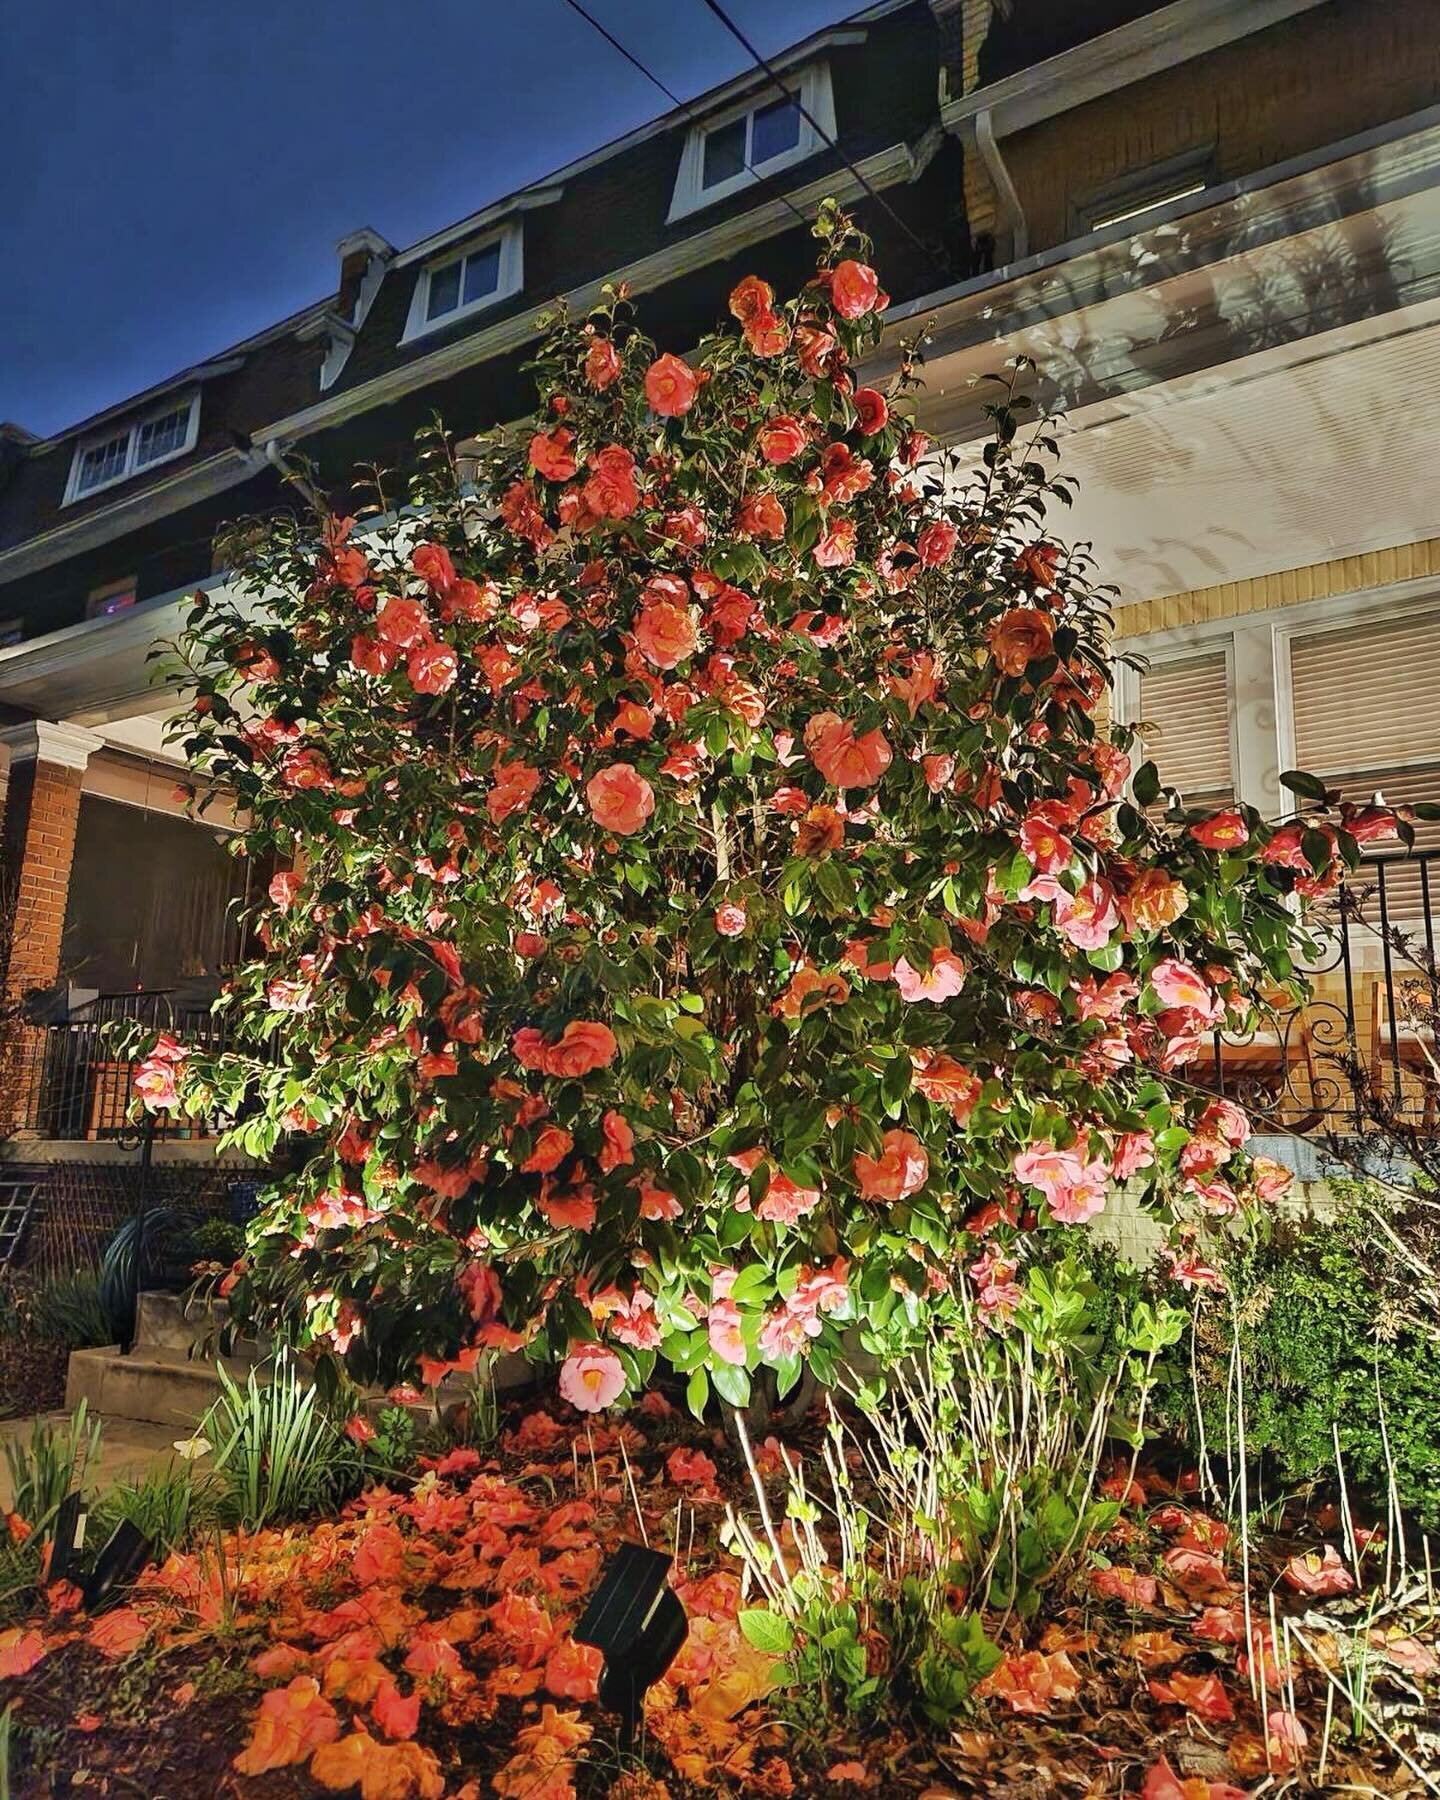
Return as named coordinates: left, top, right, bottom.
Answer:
left=874, top=107, right=1440, bottom=604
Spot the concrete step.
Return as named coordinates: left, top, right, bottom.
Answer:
left=66, top=1345, right=263, bottom=1430
left=133, top=1289, right=265, bottom=1361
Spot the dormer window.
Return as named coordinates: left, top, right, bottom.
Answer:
left=64, top=392, right=200, bottom=505
left=669, top=63, right=836, bottom=222
left=402, top=221, right=523, bottom=344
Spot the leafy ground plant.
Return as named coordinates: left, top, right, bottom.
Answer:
left=203, top=1352, right=357, bottom=1529
left=1, top=1402, right=101, bottom=1534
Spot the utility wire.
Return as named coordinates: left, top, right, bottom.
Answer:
left=693, top=0, right=955, bottom=284
left=558, top=0, right=816, bottom=238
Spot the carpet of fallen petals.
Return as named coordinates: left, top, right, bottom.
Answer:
left=0, top=1395, right=1436, bottom=1797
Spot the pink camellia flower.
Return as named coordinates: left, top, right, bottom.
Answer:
left=1148, top=958, right=1221, bottom=1022
left=1283, top=1545, right=1356, bottom=1596
left=831, top=259, right=880, bottom=320
left=268, top=869, right=303, bottom=910
left=915, top=519, right=957, bottom=566
left=755, top=1169, right=823, bottom=1225
left=893, top=948, right=967, bottom=1003
left=351, top=634, right=397, bottom=677
left=1189, top=809, right=1249, bottom=851
left=267, top=979, right=313, bottom=1013
left=1111, top=1130, right=1155, bottom=1180
left=1019, top=806, right=1074, bottom=874
left=133, top=1057, right=181, bottom=1111
left=586, top=763, right=656, bottom=835
left=1053, top=879, right=1119, bottom=950
left=644, top=352, right=699, bottom=417
left=1168, top=1249, right=1222, bottom=1289
left=707, top=1298, right=747, bottom=1366
left=1265, top=1709, right=1309, bottom=1772
left=853, top=1129, right=928, bottom=1202
left=804, top=711, right=892, bottom=789
left=635, top=599, right=698, bottom=669
left=407, top=642, right=457, bottom=695
left=1012, top=1141, right=1083, bottom=1202
left=585, top=337, right=621, bottom=390
left=1048, top=1166, right=1109, bottom=1224
left=813, top=518, right=858, bottom=569
left=558, top=1343, right=626, bottom=1413
left=1251, top=1155, right=1293, bottom=1201
left=715, top=900, right=747, bottom=938
left=1198, top=1097, right=1250, bottom=1147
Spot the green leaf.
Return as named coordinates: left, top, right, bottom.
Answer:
left=685, top=1367, right=710, bottom=1421
left=738, top=1608, right=795, bottom=1656
left=711, top=1360, right=752, bottom=1409
left=1279, top=769, right=1331, bottom=804
left=1131, top=760, right=1161, bottom=807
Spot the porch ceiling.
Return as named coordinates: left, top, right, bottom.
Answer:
left=962, top=295, right=1440, bottom=603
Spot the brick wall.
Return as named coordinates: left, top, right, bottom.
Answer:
left=0, top=757, right=84, bottom=1001
left=960, top=0, right=1440, bottom=258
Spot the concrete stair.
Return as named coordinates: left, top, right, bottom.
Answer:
left=66, top=1290, right=536, bottom=1431
left=65, top=1291, right=266, bottom=1430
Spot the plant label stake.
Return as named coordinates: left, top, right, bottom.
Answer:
left=46, top=1492, right=87, bottom=1587
left=575, top=1542, right=687, bottom=1748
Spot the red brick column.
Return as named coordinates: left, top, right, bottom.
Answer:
left=0, top=721, right=105, bottom=1127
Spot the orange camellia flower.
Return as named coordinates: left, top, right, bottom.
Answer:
left=543, top=1021, right=619, bottom=1078
left=804, top=711, right=892, bottom=789
left=584, top=335, right=621, bottom=390
left=757, top=415, right=807, bottom=463
left=233, top=1675, right=340, bottom=1774
left=644, top=352, right=699, bottom=417
left=737, top=492, right=786, bottom=539
left=853, top=386, right=888, bottom=433
left=635, top=598, right=698, bottom=669
left=582, top=443, right=640, bottom=519
left=521, top=1124, right=574, bottom=1174
left=853, top=1128, right=928, bottom=1201
left=1119, top=869, right=1189, bottom=935
left=586, top=762, right=655, bottom=835
left=0, top=1627, right=45, bottom=1679
left=406, top=642, right=457, bottom=696
left=487, top=758, right=541, bottom=825
left=410, top=541, right=456, bottom=593
left=977, top=1648, right=1081, bottom=1716
left=1189, top=808, right=1249, bottom=850
left=830, top=258, right=881, bottom=320
left=795, top=803, right=845, bottom=856
left=543, top=1636, right=603, bottom=1702
left=728, top=274, right=774, bottom=322
left=376, top=595, right=431, bottom=649
left=989, top=606, right=1056, bottom=676
left=529, top=426, right=578, bottom=482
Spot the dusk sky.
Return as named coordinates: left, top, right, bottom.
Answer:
left=0, top=0, right=864, bottom=438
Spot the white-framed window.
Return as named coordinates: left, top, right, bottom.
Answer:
left=667, top=62, right=836, bottom=222
left=1115, top=641, right=1238, bottom=810
left=401, top=222, right=523, bottom=344
left=63, top=392, right=200, bottom=505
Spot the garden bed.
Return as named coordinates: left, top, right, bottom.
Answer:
left=2, top=1392, right=1434, bottom=1798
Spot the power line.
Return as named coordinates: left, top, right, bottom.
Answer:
left=558, top=0, right=816, bottom=238
left=693, top=0, right=954, bottom=285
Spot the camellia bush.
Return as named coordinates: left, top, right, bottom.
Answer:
left=137, top=206, right=1392, bottom=1415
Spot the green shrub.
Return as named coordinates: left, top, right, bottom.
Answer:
left=2, top=1401, right=102, bottom=1532
left=186, top=1217, right=246, bottom=1267
left=88, top=1465, right=221, bottom=1558
left=26, top=1270, right=120, bottom=1349
left=204, top=1352, right=357, bottom=1528
left=1183, top=1181, right=1440, bottom=1530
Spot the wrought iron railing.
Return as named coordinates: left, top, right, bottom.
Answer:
left=1206, top=849, right=1440, bottom=1136
left=5, top=989, right=230, bottom=1142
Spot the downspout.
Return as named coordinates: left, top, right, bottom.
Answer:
left=974, top=106, right=1029, bottom=264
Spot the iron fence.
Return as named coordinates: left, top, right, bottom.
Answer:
left=1207, top=848, right=1440, bottom=1135
left=5, top=989, right=230, bottom=1142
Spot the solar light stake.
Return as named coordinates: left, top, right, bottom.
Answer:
left=46, top=1493, right=87, bottom=1588
left=574, top=1542, right=687, bottom=1749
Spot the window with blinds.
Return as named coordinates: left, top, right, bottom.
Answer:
left=1289, top=608, right=1440, bottom=825
left=1289, top=606, right=1440, bottom=921
left=1136, top=649, right=1235, bottom=808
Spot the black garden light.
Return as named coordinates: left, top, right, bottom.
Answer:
left=574, top=1542, right=687, bottom=1746
left=82, top=1520, right=152, bottom=1615
left=46, top=1492, right=87, bottom=1588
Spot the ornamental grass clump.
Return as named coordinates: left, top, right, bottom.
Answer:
left=135, top=205, right=1388, bottom=1415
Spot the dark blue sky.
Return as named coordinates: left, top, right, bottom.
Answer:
left=0, top=0, right=863, bottom=438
